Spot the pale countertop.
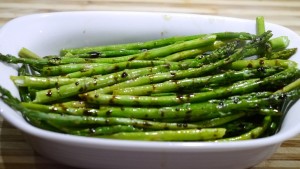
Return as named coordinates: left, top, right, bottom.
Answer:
left=0, top=0, right=300, bottom=169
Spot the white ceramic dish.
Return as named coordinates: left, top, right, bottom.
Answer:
left=0, top=11, right=300, bottom=169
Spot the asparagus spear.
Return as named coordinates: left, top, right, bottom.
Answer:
left=229, top=59, right=297, bottom=70
left=99, top=128, right=226, bottom=141
left=160, top=41, right=224, bottom=61
left=41, top=63, right=109, bottom=76
left=21, top=102, right=100, bottom=116
left=113, top=67, right=282, bottom=96
left=0, top=53, right=49, bottom=65
left=52, top=100, right=96, bottom=108
left=63, top=35, right=217, bottom=63
left=41, top=60, right=171, bottom=77
left=133, top=35, right=217, bottom=60
left=264, top=48, right=297, bottom=60
left=60, top=32, right=254, bottom=56
left=63, top=49, right=142, bottom=58
left=217, top=126, right=264, bottom=141
left=256, top=16, right=265, bottom=35
left=191, top=112, right=246, bottom=127
left=216, top=116, right=272, bottom=141
left=56, top=124, right=144, bottom=136
left=60, top=34, right=207, bottom=56
left=18, top=47, right=41, bottom=59
left=11, top=76, right=86, bottom=89
left=269, top=36, right=290, bottom=51
left=17, top=65, right=32, bottom=102
left=64, top=60, right=174, bottom=78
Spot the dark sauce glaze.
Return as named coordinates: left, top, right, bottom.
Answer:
left=121, top=72, right=128, bottom=78
left=46, top=90, right=52, bottom=97
left=88, top=51, right=101, bottom=58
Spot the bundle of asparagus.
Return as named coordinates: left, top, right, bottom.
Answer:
left=0, top=17, right=299, bottom=141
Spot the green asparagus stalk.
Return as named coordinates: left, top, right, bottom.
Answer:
left=21, top=102, right=100, bottom=116
left=229, top=59, right=297, bottom=70
left=264, top=48, right=297, bottom=60
left=64, top=60, right=174, bottom=78
left=269, top=36, right=290, bottom=51
left=60, top=34, right=207, bottom=56
left=10, top=76, right=86, bottom=89
left=258, top=109, right=281, bottom=116
left=61, top=35, right=217, bottom=63
left=17, top=65, right=32, bottom=102
left=161, top=41, right=224, bottom=61
left=60, top=32, right=254, bottom=56
left=227, top=91, right=273, bottom=100
left=99, top=128, right=226, bottom=141
left=41, top=63, right=109, bottom=76
left=42, top=60, right=171, bottom=77
left=256, top=16, right=265, bottom=35
left=113, top=67, right=282, bottom=96
left=0, top=53, right=49, bottom=65
left=275, top=78, right=300, bottom=94
left=133, top=35, right=217, bottom=60
left=63, top=49, right=142, bottom=58
left=213, top=32, right=254, bottom=40
left=56, top=124, right=144, bottom=136
left=0, top=53, right=100, bottom=65
left=216, top=116, right=272, bottom=141
left=192, top=112, right=246, bottom=128
left=216, top=126, right=264, bottom=141
left=18, top=47, right=41, bottom=59
left=26, top=116, right=63, bottom=132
